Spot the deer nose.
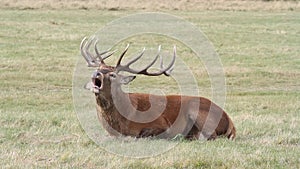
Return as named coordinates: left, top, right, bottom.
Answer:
left=92, top=71, right=101, bottom=78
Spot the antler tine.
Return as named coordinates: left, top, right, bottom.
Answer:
left=138, top=45, right=175, bottom=76
left=102, top=49, right=118, bottom=60
left=135, top=45, right=160, bottom=74
left=115, top=47, right=146, bottom=73
left=85, top=36, right=98, bottom=61
left=94, top=39, right=111, bottom=56
left=94, top=39, right=116, bottom=64
left=81, top=36, right=116, bottom=67
left=116, top=44, right=130, bottom=67
left=115, top=45, right=176, bottom=76
left=163, top=45, right=176, bottom=76
left=80, top=37, right=99, bottom=67
left=126, top=47, right=146, bottom=66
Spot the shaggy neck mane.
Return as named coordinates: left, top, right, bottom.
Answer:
left=95, top=93, right=114, bottom=112
left=95, top=86, right=130, bottom=111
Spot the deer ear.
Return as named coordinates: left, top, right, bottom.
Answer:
left=120, top=76, right=136, bottom=85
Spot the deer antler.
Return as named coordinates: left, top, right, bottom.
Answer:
left=80, top=37, right=116, bottom=67
left=81, top=37, right=176, bottom=76
left=115, top=45, right=176, bottom=76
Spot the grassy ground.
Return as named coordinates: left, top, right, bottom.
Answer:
left=0, top=6, right=299, bottom=169
left=0, top=0, right=299, bottom=11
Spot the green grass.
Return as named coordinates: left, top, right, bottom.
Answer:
left=0, top=8, right=299, bottom=168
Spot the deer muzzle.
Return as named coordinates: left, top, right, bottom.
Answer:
left=91, top=71, right=104, bottom=91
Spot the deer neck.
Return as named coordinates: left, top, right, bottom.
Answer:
left=95, top=86, right=132, bottom=133
left=95, top=86, right=129, bottom=112
left=95, top=93, right=113, bottom=112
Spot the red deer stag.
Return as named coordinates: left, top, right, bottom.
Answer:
left=81, top=37, right=236, bottom=140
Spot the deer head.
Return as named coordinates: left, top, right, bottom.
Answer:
left=80, top=37, right=176, bottom=94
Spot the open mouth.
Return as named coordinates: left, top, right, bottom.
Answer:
left=93, top=78, right=102, bottom=89
left=87, top=71, right=104, bottom=93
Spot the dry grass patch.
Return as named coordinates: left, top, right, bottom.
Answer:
left=0, top=0, right=299, bottom=11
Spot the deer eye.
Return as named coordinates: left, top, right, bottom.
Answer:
left=109, top=73, right=117, bottom=79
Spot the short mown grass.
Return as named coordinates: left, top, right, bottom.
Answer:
left=0, top=8, right=299, bottom=168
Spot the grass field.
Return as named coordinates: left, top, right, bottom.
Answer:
left=0, top=1, right=300, bottom=168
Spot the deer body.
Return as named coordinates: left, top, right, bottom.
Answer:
left=81, top=37, right=236, bottom=140
left=95, top=90, right=235, bottom=140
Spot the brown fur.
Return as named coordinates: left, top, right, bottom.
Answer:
left=94, top=75, right=236, bottom=140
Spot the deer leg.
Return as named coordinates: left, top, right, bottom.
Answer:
left=183, top=115, right=200, bottom=140
left=185, top=125, right=200, bottom=140
left=137, top=128, right=165, bottom=138
left=207, top=132, right=217, bottom=140
left=186, top=124, right=217, bottom=140
left=193, top=115, right=218, bottom=140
